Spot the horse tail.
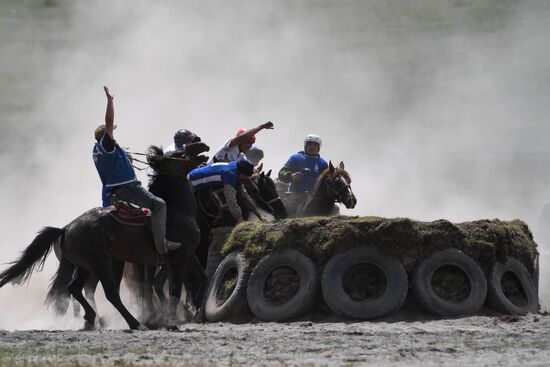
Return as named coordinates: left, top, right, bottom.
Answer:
left=0, top=227, right=64, bottom=288
left=45, top=244, right=75, bottom=316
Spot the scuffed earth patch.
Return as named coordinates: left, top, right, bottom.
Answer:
left=1, top=315, right=550, bottom=366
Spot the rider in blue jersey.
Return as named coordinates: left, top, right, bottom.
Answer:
left=278, top=134, right=328, bottom=194
left=92, top=86, right=180, bottom=255
left=189, top=158, right=265, bottom=223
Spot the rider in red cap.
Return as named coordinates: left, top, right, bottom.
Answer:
left=212, top=122, right=274, bottom=163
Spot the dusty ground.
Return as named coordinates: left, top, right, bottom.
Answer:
left=1, top=314, right=549, bottom=366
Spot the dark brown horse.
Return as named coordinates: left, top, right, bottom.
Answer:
left=297, top=161, right=357, bottom=217
left=0, top=143, right=209, bottom=330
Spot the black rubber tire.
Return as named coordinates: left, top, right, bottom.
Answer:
left=487, top=257, right=538, bottom=315
left=205, top=242, right=224, bottom=281
left=413, top=248, right=487, bottom=317
left=321, top=247, right=408, bottom=319
left=247, top=249, right=318, bottom=321
left=205, top=227, right=232, bottom=281
left=204, top=252, right=249, bottom=322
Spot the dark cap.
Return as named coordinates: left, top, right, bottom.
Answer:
left=236, top=157, right=255, bottom=176
left=174, top=129, right=197, bottom=148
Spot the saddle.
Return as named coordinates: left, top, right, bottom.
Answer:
left=108, top=201, right=152, bottom=226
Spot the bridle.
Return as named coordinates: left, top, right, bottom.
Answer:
left=325, top=175, right=354, bottom=202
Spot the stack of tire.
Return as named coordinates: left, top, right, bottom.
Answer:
left=202, top=217, right=539, bottom=322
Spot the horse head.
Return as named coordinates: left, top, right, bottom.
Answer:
left=325, top=161, right=357, bottom=209
left=147, top=143, right=210, bottom=177
left=256, top=169, right=288, bottom=219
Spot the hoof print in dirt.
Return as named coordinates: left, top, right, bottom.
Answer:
left=413, top=249, right=487, bottom=317
left=247, top=249, right=318, bottom=321
left=487, top=257, right=539, bottom=315
left=322, top=247, right=408, bottom=319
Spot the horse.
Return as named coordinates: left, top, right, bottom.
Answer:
left=245, top=166, right=288, bottom=221
left=280, top=161, right=357, bottom=217
left=132, top=165, right=288, bottom=324
left=0, top=143, right=210, bottom=330
left=193, top=166, right=287, bottom=266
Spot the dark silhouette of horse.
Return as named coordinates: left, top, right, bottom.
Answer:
left=246, top=168, right=288, bottom=220
left=194, top=166, right=287, bottom=267
left=0, top=143, right=209, bottom=330
left=130, top=165, right=288, bottom=325
left=279, top=161, right=357, bottom=217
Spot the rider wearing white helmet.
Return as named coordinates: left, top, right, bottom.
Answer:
left=278, top=134, right=328, bottom=194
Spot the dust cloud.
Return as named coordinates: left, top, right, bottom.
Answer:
left=1, top=0, right=550, bottom=329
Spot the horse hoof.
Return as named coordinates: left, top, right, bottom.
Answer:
left=98, top=317, right=108, bottom=329
left=81, top=322, right=96, bottom=331
left=134, top=324, right=149, bottom=331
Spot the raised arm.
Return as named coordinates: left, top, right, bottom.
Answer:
left=104, top=86, right=115, bottom=138
left=228, top=121, right=274, bottom=147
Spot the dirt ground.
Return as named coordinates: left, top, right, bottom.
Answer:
left=1, top=314, right=549, bottom=367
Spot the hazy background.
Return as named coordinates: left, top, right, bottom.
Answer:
left=1, top=0, right=550, bottom=329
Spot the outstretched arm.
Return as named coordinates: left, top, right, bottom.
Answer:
left=228, top=121, right=274, bottom=147
left=104, top=86, right=115, bottom=138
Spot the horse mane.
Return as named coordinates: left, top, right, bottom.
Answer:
left=311, top=167, right=351, bottom=195
left=146, top=145, right=165, bottom=172
left=299, top=167, right=351, bottom=215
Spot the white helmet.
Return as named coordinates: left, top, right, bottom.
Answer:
left=304, top=134, right=322, bottom=147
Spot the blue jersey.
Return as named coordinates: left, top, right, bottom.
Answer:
left=102, top=186, right=112, bottom=207
left=283, top=152, right=328, bottom=193
left=188, top=162, right=239, bottom=191
left=93, top=134, right=136, bottom=188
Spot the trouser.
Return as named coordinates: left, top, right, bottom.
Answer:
left=111, top=181, right=166, bottom=254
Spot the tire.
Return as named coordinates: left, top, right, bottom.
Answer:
left=204, top=252, right=249, bottom=322
left=247, top=250, right=318, bottom=321
left=321, top=247, right=408, bottom=319
left=205, top=242, right=224, bottom=281
left=413, top=248, right=487, bottom=317
left=205, top=227, right=232, bottom=281
left=487, top=257, right=538, bottom=315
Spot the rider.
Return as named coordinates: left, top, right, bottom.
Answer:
left=212, top=122, right=274, bottom=163
left=164, top=129, right=200, bottom=154
left=278, top=134, right=328, bottom=194
left=92, top=86, right=181, bottom=255
left=189, top=157, right=266, bottom=223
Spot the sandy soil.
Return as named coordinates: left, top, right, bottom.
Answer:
left=1, top=314, right=549, bottom=366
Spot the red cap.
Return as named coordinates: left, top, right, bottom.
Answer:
left=236, top=128, right=256, bottom=144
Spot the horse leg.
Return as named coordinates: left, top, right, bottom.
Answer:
left=136, top=265, right=156, bottom=327
left=153, top=265, right=168, bottom=306
left=167, top=264, right=184, bottom=329
left=67, top=267, right=97, bottom=330
left=84, top=275, right=99, bottom=312
left=95, top=259, right=145, bottom=330
left=83, top=276, right=106, bottom=328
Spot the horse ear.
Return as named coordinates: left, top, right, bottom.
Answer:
left=329, top=161, right=335, bottom=173
left=260, top=171, right=265, bottom=180
left=267, top=169, right=272, bottom=177
left=257, top=163, right=263, bottom=173
left=339, top=161, right=345, bottom=169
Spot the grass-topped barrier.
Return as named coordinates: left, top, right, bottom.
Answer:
left=202, top=216, right=539, bottom=322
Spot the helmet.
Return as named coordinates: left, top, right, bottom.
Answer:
left=304, top=134, right=322, bottom=147
left=236, top=128, right=256, bottom=144
left=174, top=129, right=197, bottom=148
left=236, top=157, right=255, bottom=176
left=245, top=146, right=264, bottom=166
